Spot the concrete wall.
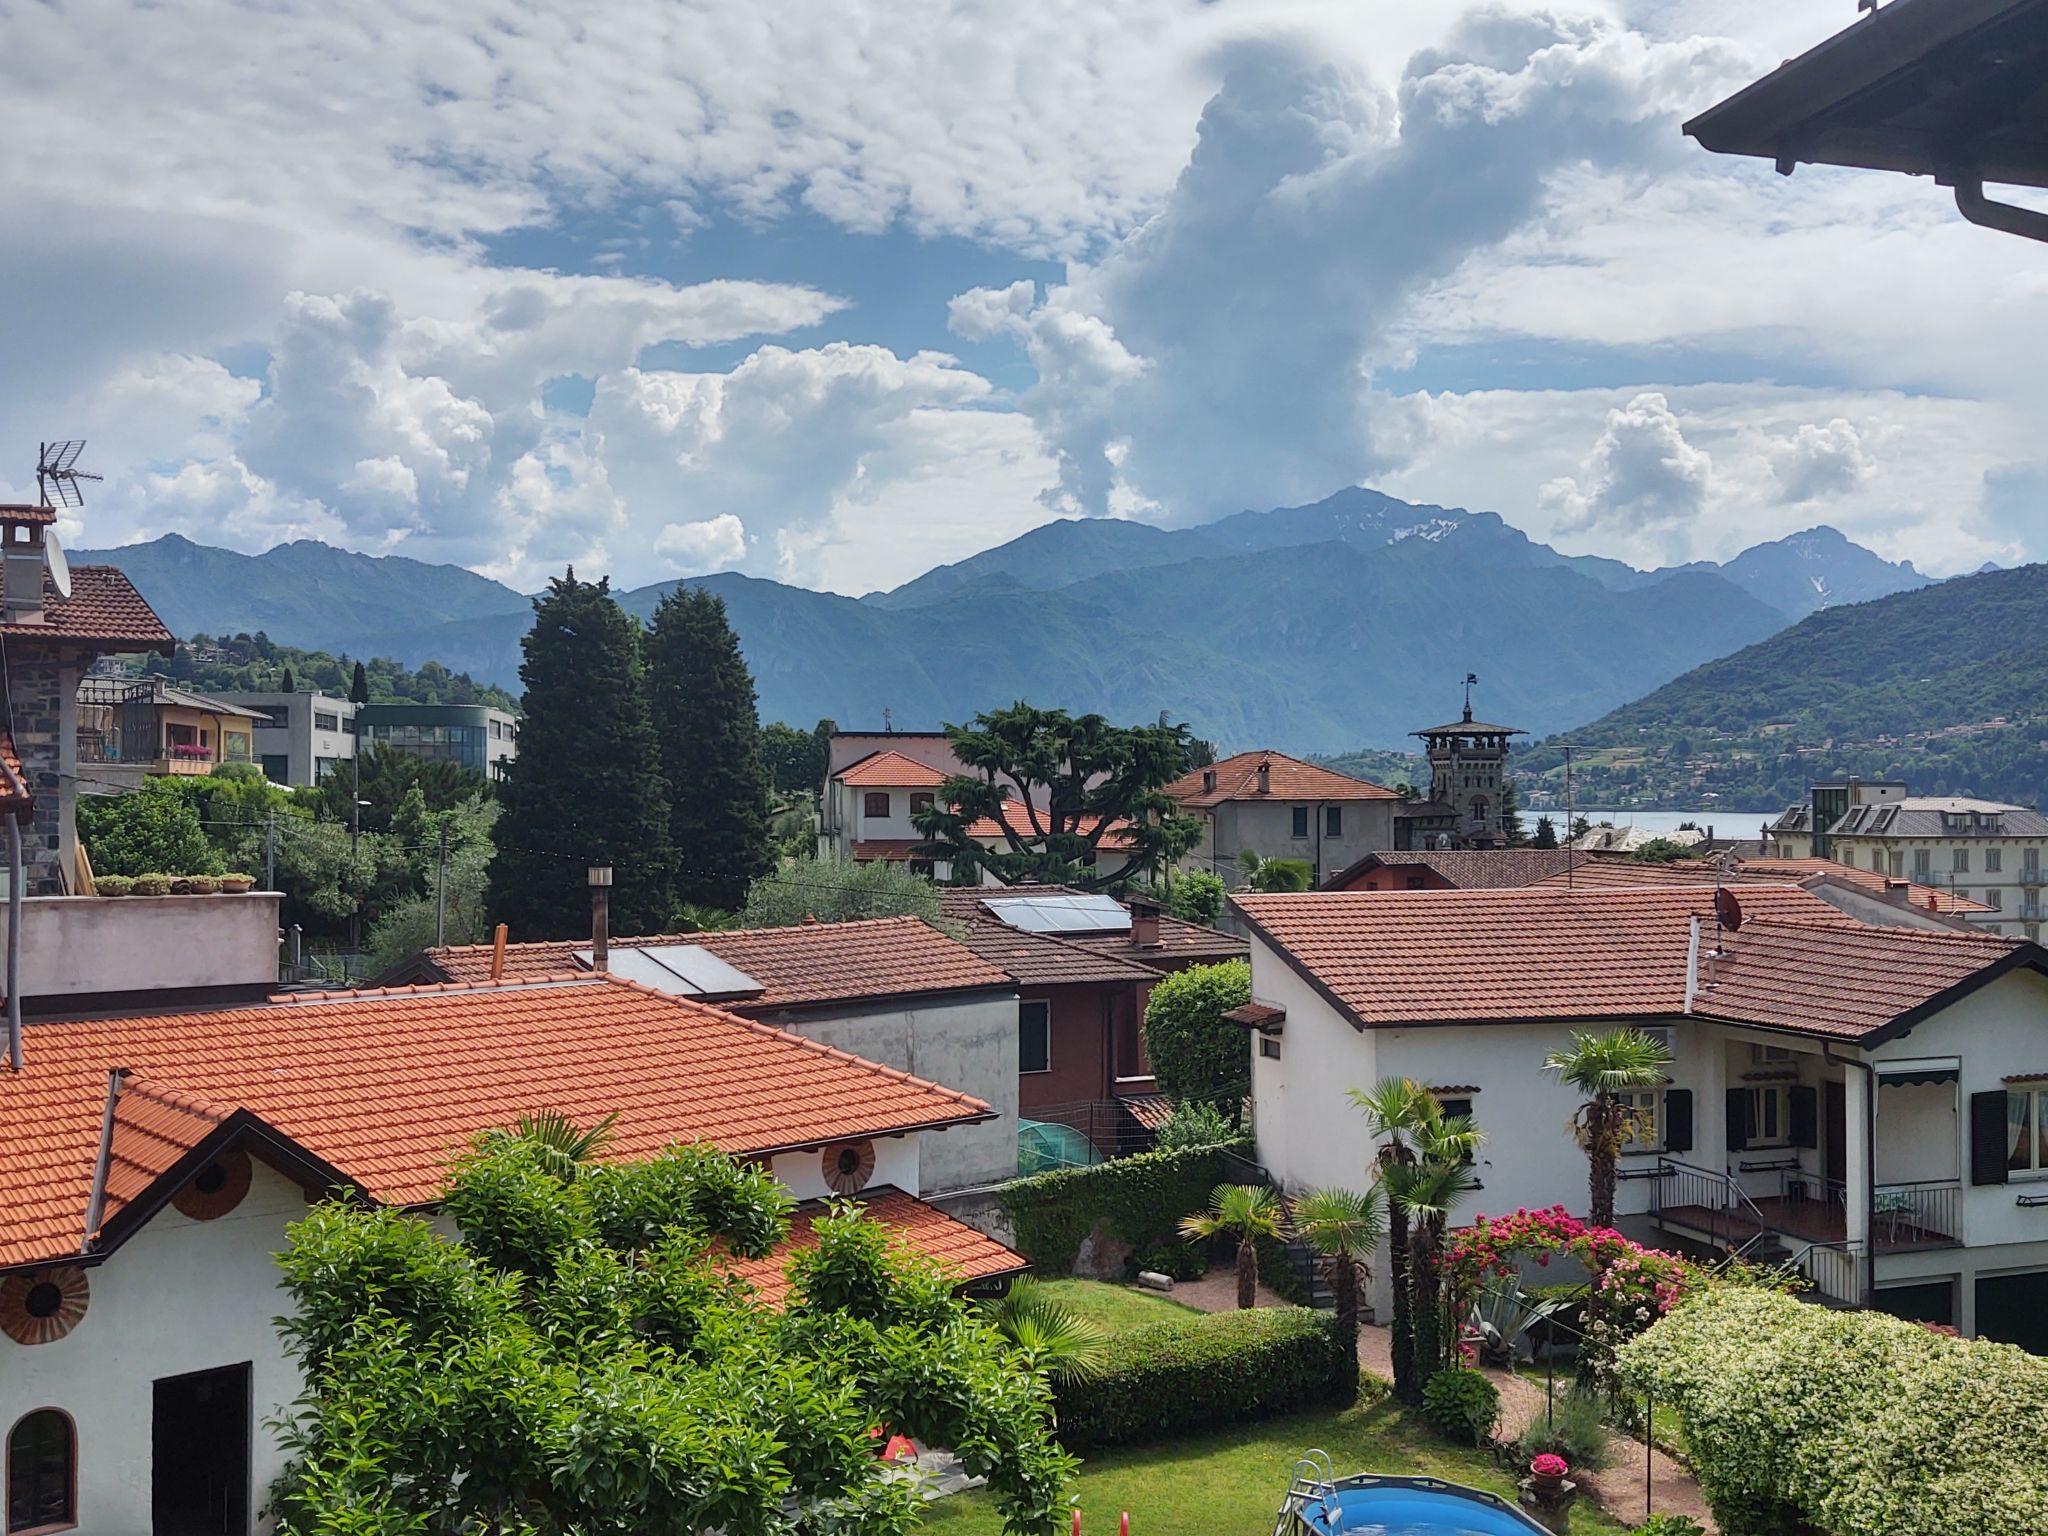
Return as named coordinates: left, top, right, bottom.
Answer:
left=18, top=893, right=281, bottom=1002
left=1201, top=798, right=1397, bottom=887
left=770, top=992, right=1021, bottom=1192
left=1, top=1161, right=310, bottom=1536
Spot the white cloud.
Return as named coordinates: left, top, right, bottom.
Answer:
left=1769, top=418, right=1873, bottom=504
left=654, top=513, right=748, bottom=574
left=1540, top=391, right=1713, bottom=556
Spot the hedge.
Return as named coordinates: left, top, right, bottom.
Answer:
left=1000, top=1141, right=1251, bottom=1274
left=1051, top=1305, right=1356, bottom=1451
left=1614, top=1288, right=2048, bottom=1536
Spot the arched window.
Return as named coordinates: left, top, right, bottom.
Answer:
left=6, top=1409, right=74, bottom=1533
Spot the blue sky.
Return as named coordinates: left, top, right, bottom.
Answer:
left=2, top=0, right=2040, bottom=596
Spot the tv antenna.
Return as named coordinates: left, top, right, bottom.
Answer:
left=35, top=440, right=100, bottom=509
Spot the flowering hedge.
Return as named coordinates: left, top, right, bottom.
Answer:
left=1614, top=1288, right=2048, bottom=1535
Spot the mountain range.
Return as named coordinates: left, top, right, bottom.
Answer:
left=76, top=490, right=1934, bottom=753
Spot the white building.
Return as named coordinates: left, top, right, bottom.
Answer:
left=210, top=690, right=357, bottom=786
left=817, top=747, right=952, bottom=866
left=1816, top=797, right=2048, bottom=942
left=1235, top=884, right=2048, bottom=1348
left=1161, top=750, right=1402, bottom=886
left=0, top=974, right=1022, bottom=1535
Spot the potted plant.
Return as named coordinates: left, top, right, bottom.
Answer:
left=1528, top=1454, right=1569, bottom=1495
left=95, top=874, right=135, bottom=897
left=218, top=872, right=255, bottom=894
left=132, top=874, right=171, bottom=896
left=187, top=875, right=220, bottom=895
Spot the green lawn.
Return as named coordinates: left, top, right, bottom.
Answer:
left=918, top=1387, right=1626, bottom=1536
left=1024, top=1279, right=1199, bottom=1335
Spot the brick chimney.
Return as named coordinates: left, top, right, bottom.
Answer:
left=1255, top=758, right=1271, bottom=795
left=0, top=510, right=51, bottom=626
left=588, top=865, right=613, bottom=971
left=1129, top=896, right=1162, bottom=949
left=1202, top=769, right=1217, bottom=795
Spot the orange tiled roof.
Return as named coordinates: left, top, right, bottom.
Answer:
left=420, top=917, right=1012, bottom=1008
left=1737, top=857, right=1995, bottom=914
left=963, top=801, right=1138, bottom=849
left=1324, top=849, right=1579, bottom=890
left=1527, top=855, right=1993, bottom=914
left=717, top=1186, right=1025, bottom=1306
left=0, top=722, right=31, bottom=822
left=951, top=919, right=1159, bottom=987
left=0, top=504, right=60, bottom=526
left=1163, top=750, right=1401, bottom=808
left=0, top=566, right=175, bottom=652
left=0, top=976, right=993, bottom=1268
left=934, top=884, right=1247, bottom=969
left=836, top=749, right=949, bottom=787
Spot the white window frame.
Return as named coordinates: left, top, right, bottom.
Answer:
left=1745, top=1083, right=1791, bottom=1148
left=1986, top=848, right=2003, bottom=873
left=2010, top=1087, right=2048, bottom=1176
left=1954, top=848, right=1971, bottom=873
left=1616, top=1087, right=1663, bottom=1153
left=1019, top=1000, right=1052, bottom=1076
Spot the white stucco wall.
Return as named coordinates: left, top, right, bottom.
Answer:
left=20, top=892, right=281, bottom=1000
left=1, top=1162, right=309, bottom=1536
left=769, top=1135, right=922, bottom=1200
left=772, top=993, right=1021, bottom=1192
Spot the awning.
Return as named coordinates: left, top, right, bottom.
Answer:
left=1879, top=1065, right=1959, bottom=1086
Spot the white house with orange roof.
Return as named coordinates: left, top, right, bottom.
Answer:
left=1162, top=749, right=1402, bottom=886
left=1233, top=884, right=2048, bottom=1347
left=818, top=747, right=953, bottom=867
left=0, top=974, right=1023, bottom=1535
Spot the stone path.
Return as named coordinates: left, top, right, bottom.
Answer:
left=1171, top=1277, right=1716, bottom=1533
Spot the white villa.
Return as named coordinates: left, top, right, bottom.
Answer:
left=1234, top=884, right=2048, bottom=1348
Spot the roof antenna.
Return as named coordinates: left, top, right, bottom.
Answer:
left=35, top=440, right=100, bottom=510
left=883, top=706, right=894, bottom=734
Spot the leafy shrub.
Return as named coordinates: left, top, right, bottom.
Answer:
left=1632, top=1518, right=1707, bottom=1536
left=740, top=859, right=940, bottom=927
left=1129, top=1242, right=1207, bottom=1281
left=93, top=874, right=134, bottom=897
left=76, top=779, right=215, bottom=877
left=1247, top=856, right=1312, bottom=893
left=1155, top=1099, right=1235, bottom=1152
left=131, top=874, right=172, bottom=896
left=1421, top=1366, right=1500, bottom=1446
left=1166, top=871, right=1225, bottom=926
left=1615, top=1288, right=2048, bottom=1536
left=1143, top=960, right=1251, bottom=1108
left=1001, top=1141, right=1249, bottom=1274
left=1515, top=1389, right=1610, bottom=1471
left=1052, top=1306, right=1353, bottom=1451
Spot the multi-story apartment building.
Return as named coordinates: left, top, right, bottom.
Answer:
left=356, top=702, right=519, bottom=782
left=210, top=689, right=358, bottom=786
left=1821, top=797, right=2048, bottom=941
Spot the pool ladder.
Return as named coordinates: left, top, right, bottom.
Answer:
left=1271, top=1449, right=1335, bottom=1536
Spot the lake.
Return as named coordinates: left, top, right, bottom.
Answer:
left=1554, top=808, right=1780, bottom=837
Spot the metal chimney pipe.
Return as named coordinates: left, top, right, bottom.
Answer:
left=589, top=865, right=614, bottom=972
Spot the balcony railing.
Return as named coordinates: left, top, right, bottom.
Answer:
left=1873, top=1179, right=1962, bottom=1249
left=1653, top=1161, right=1961, bottom=1260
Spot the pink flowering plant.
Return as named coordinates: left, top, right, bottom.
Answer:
left=1529, top=1454, right=1570, bottom=1479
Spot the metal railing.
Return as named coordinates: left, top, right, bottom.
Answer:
left=1873, top=1179, right=1963, bottom=1249
left=1651, top=1158, right=1778, bottom=1256
left=1790, top=1239, right=1863, bottom=1305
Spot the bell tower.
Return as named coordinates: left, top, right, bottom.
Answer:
left=1412, top=677, right=1524, bottom=848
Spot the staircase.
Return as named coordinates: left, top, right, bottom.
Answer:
left=1280, top=1239, right=1335, bottom=1309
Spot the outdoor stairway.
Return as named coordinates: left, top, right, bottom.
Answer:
left=1279, top=1239, right=1335, bottom=1309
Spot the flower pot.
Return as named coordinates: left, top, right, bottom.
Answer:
left=219, top=876, right=254, bottom=894
left=1531, top=1470, right=1566, bottom=1495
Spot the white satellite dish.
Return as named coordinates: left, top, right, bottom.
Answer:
left=45, top=530, right=71, bottom=601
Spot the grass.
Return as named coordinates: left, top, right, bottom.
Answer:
left=916, top=1386, right=1627, bottom=1536
left=1019, top=1279, right=1200, bottom=1336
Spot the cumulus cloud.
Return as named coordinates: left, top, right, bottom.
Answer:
left=1769, top=418, right=1873, bottom=503
left=1540, top=391, right=1713, bottom=553
left=655, top=514, right=748, bottom=574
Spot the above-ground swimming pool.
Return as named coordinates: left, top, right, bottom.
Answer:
left=1283, top=1473, right=1552, bottom=1536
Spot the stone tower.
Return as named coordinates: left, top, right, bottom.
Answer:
left=1412, top=684, right=1525, bottom=849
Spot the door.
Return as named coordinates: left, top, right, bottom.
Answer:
left=153, top=1362, right=250, bottom=1536
left=1976, top=1271, right=2048, bottom=1354
left=1823, top=1080, right=1848, bottom=1187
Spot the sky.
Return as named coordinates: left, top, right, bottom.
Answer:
left=2, top=0, right=2043, bottom=597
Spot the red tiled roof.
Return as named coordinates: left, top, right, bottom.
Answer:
left=836, top=749, right=949, bottom=787
left=0, top=975, right=993, bottom=1268
left=1737, top=857, right=1995, bottom=914
left=420, top=917, right=1011, bottom=1009
left=1528, top=855, right=1992, bottom=914
left=951, top=919, right=1159, bottom=987
left=717, top=1186, right=1025, bottom=1305
left=98, top=1080, right=235, bottom=1235
left=0, top=504, right=60, bottom=526
left=0, top=566, right=175, bottom=652
left=1324, top=849, right=1578, bottom=890
left=851, top=839, right=929, bottom=862
left=934, top=884, right=1247, bottom=970
left=1224, top=1002, right=1286, bottom=1032
left=1163, top=750, right=1400, bottom=808
left=964, top=802, right=1137, bottom=849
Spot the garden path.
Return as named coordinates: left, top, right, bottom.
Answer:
left=1171, top=1276, right=1717, bottom=1533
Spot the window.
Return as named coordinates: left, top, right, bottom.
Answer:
left=260, top=754, right=290, bottom=783
left=313, top=711, right=340, bottom=732
left=863, top=792, right=891, bottom=818
left=1019, top=1001, right=1051, bottom=1075
left=7, top=1408, right=74, bottom=1533
left=1986, top=889, right=2004, bottom=910
left=1259, top=1037, right=1282, bottom=1060
left=909, top=791, right=935, bottom=816
left=1749, top=1043, right=1793, bottom=1065
left=1290, top=806, right=1309, bottom=839
left=2008, top=1088, right=2048, bottom=1175
left=2028, top=849, right=2042, bottom=878
left=254, top=704, right=290, bottom=729
left=1889, top=851, right=1904, bottom=877
left=1954, top=849, right=1971, bottom=873
left=1987, top=849, right=2003, bottom=873
left=1743, top=1084, right=1790, bottom=1146
left=1325, top=806, right=1342, bottom=837
left=1912, top=849, right=1932, bottom=879
left=1616, top=1088, right=1663, bottom=1152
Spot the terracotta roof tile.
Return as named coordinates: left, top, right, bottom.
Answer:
left=836, top=750, right=949, bottom=787
left=1527, top=855, right=1991, bottom=914
left=951, top=919, right=1159, bottom=987
left=963, top=802, right=1137, bottom=849
left=934, top=884, right=1247, bottom=970
left=1163, top=750, right=1400, bottom=808
left=1324, top=849, right=1578, bottom=890
left=851, top=839, right=929, bottom=862
left=1233, top=885, right=2030, bottom=1041
left=0, top=504, right=60, bottom=526
left=717, top=1186, right=1025, bottom=1305
left=0, top=976, right=992, bottom=1268
left=0, top=722, right=31, bottom=821
left=422, top=917, right=1012, bottom=1009
left=0, top=566, right=175, bottom=652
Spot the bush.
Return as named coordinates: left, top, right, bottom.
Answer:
left=1052, top=1306, right=1354, bottom=1451
left=132, top=874, right=172, bottom=896
left=93, top=874, right=134, bottom=896
left=1155, top=1099, right=1235, bottom=1152
left=1001, top=1141, right=1250, bottom=1274
left=1515, top=1389, right=1610, bottom=1471
left=1143, top=960, right=1251, bottom=1108
left=1247, top=857, right=1312, bottom=893
left=1129, top=1242, right=1207, bottom=1281
left=1632, top=1518, right=1707, bottom=1536
left=1614, top=1287, right=2048, bottom=1535
left=76, top=779, right=215, bottom=877
left=1166, top=871, right=1225, bottom=926
left=740, top=859, right=940, bottom=927
left=1421, top=1366, right=1500, bottom=1446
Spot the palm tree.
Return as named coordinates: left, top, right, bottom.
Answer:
left=1390, top=1115, right=1483, bottom=1381
left=1349, top=1078, right=1437, bottom=1402
left=1542, top=1027, right=1673, bottom=1227
left=983, top=1279, right=1109, bottom=1384
left=478, top=1110, right=618, bottom=1181
left=1290, top=1186, right=1386, bottom=1351
left=1181, top=1184, right=1284, bottom=1308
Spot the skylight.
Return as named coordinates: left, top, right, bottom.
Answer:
left=983, top=893, right=1132, bottom=935
left=573, top=945, right=766, bottom=1000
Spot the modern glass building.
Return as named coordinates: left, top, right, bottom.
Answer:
left=354, top=703, right=518, bottom=781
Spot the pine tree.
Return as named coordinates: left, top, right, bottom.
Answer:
left=486, top=572, right=671, bottom=936
left=645, top=587, right=772, bottom=912
left=281, top=666, right=295, bottom=694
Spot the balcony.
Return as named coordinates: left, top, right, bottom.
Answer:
left=77, top=678, right=257, bottom=782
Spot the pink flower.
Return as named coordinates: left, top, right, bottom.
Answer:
left=1531, top=1455, right=1569, bottom=1478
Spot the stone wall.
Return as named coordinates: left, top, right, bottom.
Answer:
left=8, top=648, right=77, bottom=894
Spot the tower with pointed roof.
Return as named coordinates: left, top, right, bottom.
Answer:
left=1410, top=680, right=1524, bottom=850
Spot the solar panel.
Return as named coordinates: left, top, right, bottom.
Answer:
left=573, top=944, right=766, bottom=1000
left=983, top=893, right=1132, bottom=935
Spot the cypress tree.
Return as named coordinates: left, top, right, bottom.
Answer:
left=645, top=586, right=772, bottom=912
left=487, top=572, right=671, bottom=936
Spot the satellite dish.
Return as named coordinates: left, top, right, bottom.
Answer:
left=1715, top=886, right=1744, bottom=933
left=45, top=531, right=71, bottom=601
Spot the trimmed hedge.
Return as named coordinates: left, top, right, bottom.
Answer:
left=1051, top=1305, right=1356, bottom=1451
left=1000, top=1141, right=1251, bottom=1274
left=1615, top=1288, right=2048, bottom=1535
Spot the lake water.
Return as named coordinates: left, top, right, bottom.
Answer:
left=1554, top=808, right=1780, bottom=837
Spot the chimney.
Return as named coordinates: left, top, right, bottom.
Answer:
left=0, top=515, right=47, bottom=625
left=588, top=865, right=613, bottom=971
left=1256, top=758, right=1271, bottom=796
left=1129, top=896, right=1162, bottom=948
left=1202, top=769, right=1217, bottom=795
